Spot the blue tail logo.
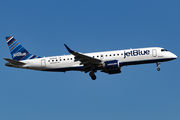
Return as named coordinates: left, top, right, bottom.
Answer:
left=6, top=36, right=41, bottom=61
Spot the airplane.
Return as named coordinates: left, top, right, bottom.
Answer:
left=4, top=36, right=177, bottom=80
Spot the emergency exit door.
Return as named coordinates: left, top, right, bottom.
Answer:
left=152, top=49, right=157, bottom=57
left=41, top=59, right=46, bottom=67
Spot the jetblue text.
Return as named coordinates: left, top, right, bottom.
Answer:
left=124, top=50, right=150, bottom=58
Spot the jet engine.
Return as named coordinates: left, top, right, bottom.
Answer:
left=102, top=60, right=121, bottom=74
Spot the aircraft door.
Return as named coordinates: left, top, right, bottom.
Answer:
left=41, top=59, right=46, bottom=67
left=152, top=49, right=157, bottom=57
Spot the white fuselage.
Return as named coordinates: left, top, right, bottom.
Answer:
left=18, top=47, right=177, bottom=72
left=5, top=36, right=177, bottom=80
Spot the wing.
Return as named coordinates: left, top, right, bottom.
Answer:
left=64, top=44, right=102, bottom=71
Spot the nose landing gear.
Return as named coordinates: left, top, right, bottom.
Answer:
left=157, top=67, right=160, bottom=71
left=156, top=62, right=161, bottom=71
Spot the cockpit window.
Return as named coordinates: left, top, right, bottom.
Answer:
left=161, top=49, right=168, bottom=52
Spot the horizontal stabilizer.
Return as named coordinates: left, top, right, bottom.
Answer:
left=3, top=58, right=26, bottom=65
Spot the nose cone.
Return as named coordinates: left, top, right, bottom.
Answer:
left=171, top=53, right=177, bottom=59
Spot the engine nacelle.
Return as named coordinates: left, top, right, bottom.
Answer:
left=103, top=60, right=121, bottom=74
left=104, top=60, right=119, bottom=69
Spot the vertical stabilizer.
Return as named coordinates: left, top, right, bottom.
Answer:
left=6, top=36, right=41, bottom=61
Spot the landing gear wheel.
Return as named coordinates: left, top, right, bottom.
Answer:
left=156, top=62, right=161, bottom=71
left=89, top=72, right=97, bottom=80
left=91, top=75, right=97, bottom=80
left=157, top=68, right=160, bottom=71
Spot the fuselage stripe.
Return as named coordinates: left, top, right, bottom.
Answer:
left=11, top=45, right=23, bottom=55
left=10, top=43, right=19, bottom=51
left=8, top=39, right=16, bottom=46
left=9, top=40, right=18, bottom=49
left=34, top=56, right=38, bottom=59
left=20, top=52, right=29, bottom=61
left=31, top=55, right=37, bottom=59
left=11, top=45, right=23, bottom=56
left=27, top=55, right=34, bottom=59
left=6, top=36, right=12, bottom=42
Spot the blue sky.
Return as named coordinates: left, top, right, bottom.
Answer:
left=0, top=0, right=180, bottom=120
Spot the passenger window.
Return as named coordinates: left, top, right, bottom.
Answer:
left=114, top=54, right=115, bottom=56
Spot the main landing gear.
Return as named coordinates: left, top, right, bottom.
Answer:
left=156, top=62, right=161, bottom=71
left=89, top=67, right=97, bottom=80
left=89, top=71, right=97, bottom=80
left=88, top=66, right=97, bottom=80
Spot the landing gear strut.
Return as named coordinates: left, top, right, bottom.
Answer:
left=89, top=71, right=97, bottom=80
left=156, top=62, right=161, bottom=71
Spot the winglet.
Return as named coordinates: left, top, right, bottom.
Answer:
left=64, top=44, right=75, bottom=53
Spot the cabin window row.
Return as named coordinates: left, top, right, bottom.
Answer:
left=48, top=58, right=73, bottom=62
left=93, top=53, right=123, bottom=58
left=48, top=53, right=123, bottom=62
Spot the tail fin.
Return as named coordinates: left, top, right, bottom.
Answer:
left=6, top=36, right=41, bottom=61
